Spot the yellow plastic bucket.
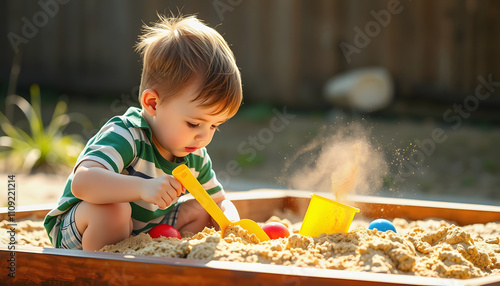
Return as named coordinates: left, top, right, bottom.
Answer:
left=299, top=194, right=360, bottom=237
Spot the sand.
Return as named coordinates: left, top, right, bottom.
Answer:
left=1, top=215, right=499, bottom=279
left=0, top=218, right=52, bottom=247
left=99, top=216, right=500, bottom=279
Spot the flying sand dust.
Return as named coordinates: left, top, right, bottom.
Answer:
left=281, top=123, right=388, bottom=200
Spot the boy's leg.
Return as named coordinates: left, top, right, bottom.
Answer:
left=175, top=199, right=213, bottom=234
left=74, top=201, right=133, bottom=251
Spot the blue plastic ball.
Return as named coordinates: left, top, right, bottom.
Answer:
left=368, top=219, right=397, bottom=233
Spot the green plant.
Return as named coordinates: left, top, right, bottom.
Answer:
left=0, top=84, right=89, bottom=173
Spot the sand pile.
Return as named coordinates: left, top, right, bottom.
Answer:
left=0, top=219, right=52, bottom=247
left=1, top=215, right=499, bottom=279
left=100, top=216, right=500, bottom=279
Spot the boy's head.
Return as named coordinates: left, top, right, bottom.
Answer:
left=136, top=14, right=242, bottom=118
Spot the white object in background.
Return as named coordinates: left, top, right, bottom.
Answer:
left=323, top=67, right=394, bottom=112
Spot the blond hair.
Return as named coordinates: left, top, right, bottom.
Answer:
left=135, top=14, right=242, bottom=117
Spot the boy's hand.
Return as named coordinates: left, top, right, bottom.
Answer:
left=140, top=176, right=185, bottom=209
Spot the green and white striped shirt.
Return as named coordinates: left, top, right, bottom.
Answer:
left=44, top=107, right=224, bottom=247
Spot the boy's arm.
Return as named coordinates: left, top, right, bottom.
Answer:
left=72, top=160, right=184, bottom=208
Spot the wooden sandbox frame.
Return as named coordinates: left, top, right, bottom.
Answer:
left=1, top=189, right=500, bottom=285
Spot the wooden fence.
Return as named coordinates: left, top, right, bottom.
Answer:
left=1, top=0, right=499, bottom=108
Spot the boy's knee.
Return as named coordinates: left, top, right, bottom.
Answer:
left=77, top=202, right=131, bottom=228
left=100, top=203, right=132, bottom=224
left=105, top=202, right=131, bottom=215
left=75, top=202, right=133, bottom=251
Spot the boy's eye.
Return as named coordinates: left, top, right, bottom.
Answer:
left=211, top=125, right=220, bottom=131
left=187, top=122, right=199, bottom=128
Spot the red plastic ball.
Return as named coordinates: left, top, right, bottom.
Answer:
left=262, top=222, right=290, bottom=239
left=148, top=224, right=181, bottom=239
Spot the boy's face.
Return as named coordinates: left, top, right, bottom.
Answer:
left=143, top=78, right=229, bottom=161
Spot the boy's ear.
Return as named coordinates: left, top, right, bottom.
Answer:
left=141, top=89, right=159, bottom=116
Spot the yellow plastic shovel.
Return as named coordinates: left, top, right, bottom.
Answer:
left=173, top=164, right=270, bottom=242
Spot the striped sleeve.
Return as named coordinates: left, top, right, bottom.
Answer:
left=78, top=118, right=136, bottom=173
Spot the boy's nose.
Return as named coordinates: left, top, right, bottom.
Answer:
left=195, top=129, right=211, bottom=141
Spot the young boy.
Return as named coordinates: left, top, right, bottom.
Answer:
left=44, top=14, right=243, bottom=251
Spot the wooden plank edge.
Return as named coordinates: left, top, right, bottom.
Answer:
left=2, top=189, right=499, bottom=213
left=463, top=275, right=500, bottom=286
left=3, top=189, right=499, bottom=215
left=2, top=190, right=500, bottom=225
left=0, top=203, right=58, bottom=213
left=247, top=189, right=500, bottom=213
left=349, top=194, right=500, bottom=213
left=2, top=244, right=493, bottom=286
left=0, top=203, right=58, bottom=221
left=244, top=189, right=500, bottom=210
left=247, top=189, right=500, bottom=225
